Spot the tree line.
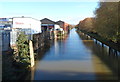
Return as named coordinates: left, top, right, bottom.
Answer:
left=77, top=2, right=120, bottom=44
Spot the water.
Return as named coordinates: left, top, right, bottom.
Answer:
left=32, top=28, right=118, bottom=80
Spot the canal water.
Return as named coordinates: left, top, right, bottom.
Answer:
left=31, top=28, right=118, bottom=80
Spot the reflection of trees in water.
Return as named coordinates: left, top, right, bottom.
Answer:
left=25, top=40, right=52, bottom=80
left=77, top=32, right=92, bottom=40
left=80, top=34, right=119, bottom=77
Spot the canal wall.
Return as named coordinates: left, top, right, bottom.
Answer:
left=33, top=31, right=53, bottom=59
left=33, top=31, right=50, bottom=52
left=76, top=30, right=120, bottom=56
left=77, top=30, right=120, bottom=78
left=33, top=30, right=68, bottom=53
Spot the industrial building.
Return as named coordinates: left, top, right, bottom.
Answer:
left=40, top=18, right=59, bottom=32
left=0, top=17, right=42, bottom=51
left=0, top=17, right=70, bottom=52
left=56, top=20, right=69, bottom=34
left=0, top=18, right=12, bottom=28
left=13, top=17, right=41, bottom=34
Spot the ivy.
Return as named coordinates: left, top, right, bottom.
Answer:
left=13, top=32, right=30, bottom=68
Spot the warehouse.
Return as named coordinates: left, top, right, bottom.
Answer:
left=40, top=18, right=55, bottom=32
left=1, top=17, right=42, bottom=51
left=0, top=18, right=12, bottom=28
left=13, top=17, right=41, bottom=34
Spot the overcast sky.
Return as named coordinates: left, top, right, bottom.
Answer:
left=0, top=1, right=99, bottom=24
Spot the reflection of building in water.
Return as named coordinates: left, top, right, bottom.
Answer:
left=82, top=39, right=118, bottom=80
left=54, top=40, right=59, bottom=56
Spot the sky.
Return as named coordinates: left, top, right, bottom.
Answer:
left=0, top=1, right=100, bottom=25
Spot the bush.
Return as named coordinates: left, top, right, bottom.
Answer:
left=13, top=32, right=30, bottom=68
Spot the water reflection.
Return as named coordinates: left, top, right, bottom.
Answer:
left=33, top=28, right=118, bottom=80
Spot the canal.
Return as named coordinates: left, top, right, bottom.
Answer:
left=31, top=28, right=119, bottom=80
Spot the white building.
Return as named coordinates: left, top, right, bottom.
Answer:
left=13, top=17, right=41, bottom=34
left=0, top=17, right=42, bottom=51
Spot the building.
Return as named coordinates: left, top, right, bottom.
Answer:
left=40, top=18, right=65, bottom=39
left=13, top=17, right=41, bottom=34
left=0, top=17, right=42, bottom=34
left=0, top=18, right=12, bottom=51
left=0, top=17, right=42, bottom=51
left=56, top=20, right=69, bottom=33
left=40, top=18, right=56, bottom=32
left=0, top=18, right=12, bottom=29
left=12, top=17, right=42, bottom=46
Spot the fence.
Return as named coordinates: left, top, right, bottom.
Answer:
left=0, top=28, right=35, bottom=52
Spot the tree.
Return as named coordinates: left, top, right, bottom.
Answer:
left=14, top=32, right=30, bottom=67
left=94, top=2, right=119, bottom=42
left=78, top=18, right=95, bottom=32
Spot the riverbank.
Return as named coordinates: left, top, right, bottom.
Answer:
left=76, top=30, right=120, bottom=53
left=2, top=40, right=52, bottom=80
left=76, top=29, right=119, bottom=79
left=2, top=50, right=31, bottom=80
left=2, top=31, right=52, bottom=80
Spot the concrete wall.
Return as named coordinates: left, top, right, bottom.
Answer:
left=33, top=31, right=51, bottom=53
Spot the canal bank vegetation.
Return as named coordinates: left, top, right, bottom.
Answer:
left=94, top=2, right=119, bottom=43
left=13, top=32, right=31, bottom=68
left=2, top=50, right=30, bottom=80
left=76, top=2, right=120, bottom=52
left=3, top=32, right=31, bottom=80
